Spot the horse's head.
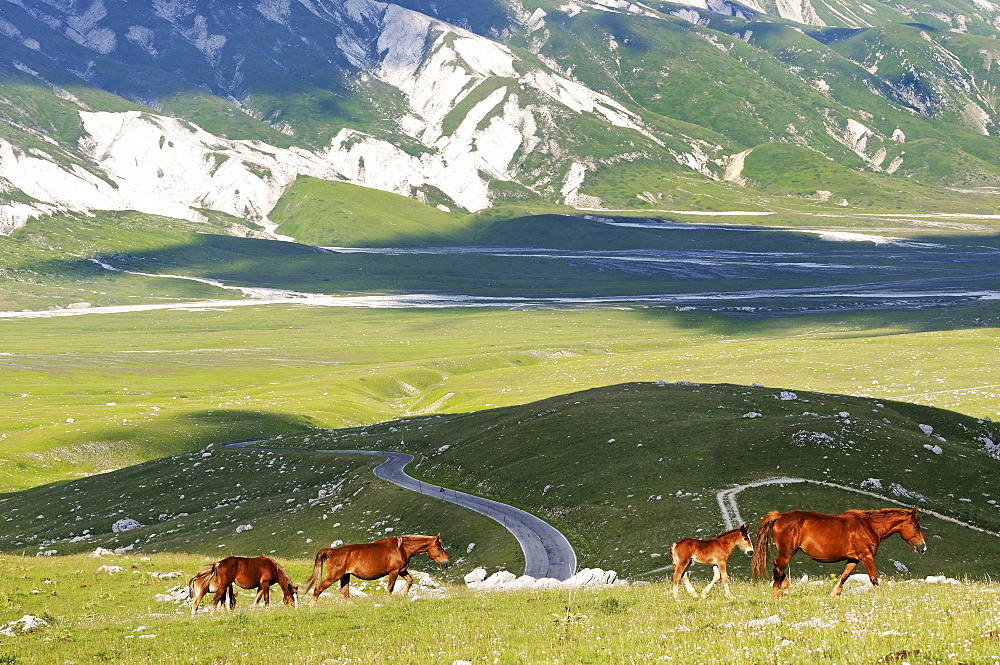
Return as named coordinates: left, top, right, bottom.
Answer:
left=739, top=524, right=755, bottom=556
left=428, top=533, right=450, bottom=569
left=283, top=583, right=300, bottom=607
left=900, top=507, right=927, bottom=554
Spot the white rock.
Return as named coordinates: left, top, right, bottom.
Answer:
left=112, top=518, right=143, bottom=533
left=481, top=570, right=517, bottom=587
left=922, top=575, right=960, bottom=584
left=0, top=615, right=48, bottom=636
left=463, top=567, right=487, bottom=584
left=562, top=568, right=617, bottom=588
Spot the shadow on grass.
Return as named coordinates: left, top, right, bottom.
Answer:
left=22, top=210, right=1000, bottom=334
left=0, top=409, right=315, bottom=499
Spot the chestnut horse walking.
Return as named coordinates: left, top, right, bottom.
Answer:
left=303, top=534, right=450, bottom=601
left=670, top=524, right=754, bottom=600
left=189, top=555, right=298, bottom=614
left=751, top=507, right=926, bottom=597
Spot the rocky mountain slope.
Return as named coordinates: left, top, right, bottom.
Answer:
left=1, top=0, right=998, bottom=236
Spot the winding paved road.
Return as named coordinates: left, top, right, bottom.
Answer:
left=226, top=442, right=577, bottom=580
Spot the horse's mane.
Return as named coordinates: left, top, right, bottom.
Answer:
left=713, top=527, right=742, bottom=539
left=846, top=508, right=914, bottom=520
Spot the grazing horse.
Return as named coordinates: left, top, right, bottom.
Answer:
left=189, top=555, right=298, bottom=614
left=303, top=534, right=450, bottom=601
left=751, top=507, right=926, bottom=597
left=670, top=524, right=754, bottom=600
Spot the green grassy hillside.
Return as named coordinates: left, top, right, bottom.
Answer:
left=2, top=296, right=999, bottom=491
left=269, top=177, right=471, bottom=246
left=2, top=383, right=997, bottom=582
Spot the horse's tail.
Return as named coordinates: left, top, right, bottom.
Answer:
left=751, top=511, right=780, bottom=580
left=190, top=562, right=218, bottom=592
left=669, top=541, right=680, bottom=570
left=302, top=549, right=332, bottom=593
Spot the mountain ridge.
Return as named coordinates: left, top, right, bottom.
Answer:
left=1, top=0, right=999, bottom=237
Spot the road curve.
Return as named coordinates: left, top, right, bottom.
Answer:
left=226, top=442, right=577, bottom=580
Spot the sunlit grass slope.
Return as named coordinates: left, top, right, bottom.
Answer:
left=1, top=551, right=998, bottom=664
left=269, top=176, right=472, bottom=247
left=2, top=301, right=999, bottom=492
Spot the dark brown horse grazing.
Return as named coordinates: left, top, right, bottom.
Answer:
left=303, top=534, right=450, bottom=601
left=670, top=524, right=754, bottom=600
left=751, top=507, right=926, bottom=597
left=189, top=555, right=298, bottom=614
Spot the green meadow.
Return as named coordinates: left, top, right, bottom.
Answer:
left=0, top=552, right=998, bottom=664
left=2, top=302, right=999, bottom=493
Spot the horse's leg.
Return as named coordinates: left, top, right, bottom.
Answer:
left=212, top=583, right=230, bottom=611
left=339, top=574, right=352, bottom=599
left=312, top=578, right=334, bottom=602
left=671, top=560, right=688, bottom=601
left=386, top=570, right=400, bottom=595
left=400, top=570, right=414, bottom=596
left=771, top=549, right=794, bottom=597
left=701, top=565, right=722, bottom=599
left=228, top=585, right=236, bottom=610
left=190, top=586, right=205, bottom=615
left=717, top=562, right=734, bottom=599
left=261, top=583, right=271, bottom=606
left=831, top=560, right=858, bottom=597
left=859, top=554, right=881, bottom=594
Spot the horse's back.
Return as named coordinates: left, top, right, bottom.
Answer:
left=775, top=510, right=861, bottom=531
left=775, top=510, right=876, bottom=561
left=220, top=555, right=281, bottom=588
left=327, top=538, right=406, bottom=579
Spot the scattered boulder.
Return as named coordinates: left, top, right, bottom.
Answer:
left=463, top=567, right=487, bottom=584
left=153, top=585, right=190, bottom=604
left=112, top=518, right=143, bottom=533
left=0, top=615, right=48, bottom=636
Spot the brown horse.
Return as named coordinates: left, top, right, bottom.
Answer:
left=189, top=555, right=298, bottom=614
left=670, top=524, right=754, bottom=600
left=751, top=507, right=926, bottom=597
left=303, top=534, right=450, bottom=601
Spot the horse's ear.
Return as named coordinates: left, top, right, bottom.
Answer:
left=435, top=532, right=441, bottom=539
